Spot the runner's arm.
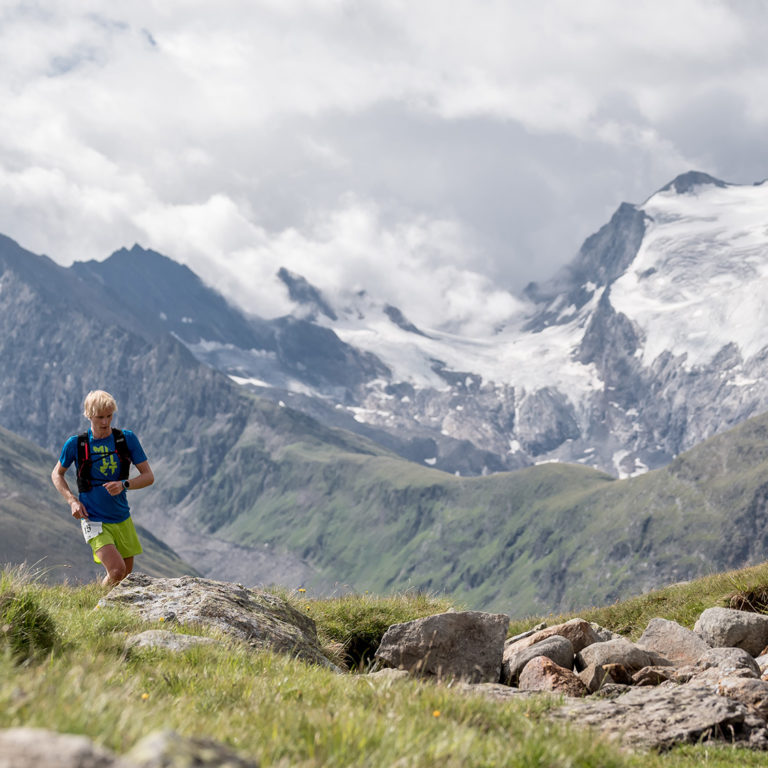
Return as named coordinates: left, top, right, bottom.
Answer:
left=51, top=461, right=88, bottom=519
left=103, top=460, right=154, bottom=496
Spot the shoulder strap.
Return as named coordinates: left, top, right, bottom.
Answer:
left=76, top=432, right=92, bottom=493
left=112, top=428, right=132, bottom=481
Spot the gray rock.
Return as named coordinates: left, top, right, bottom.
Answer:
left=126, top=729, right=258, bottom=767
left=502, top=635, right=574, bottom=686
left=694, top=607, right=768, bottom=656
left=0, top=728, right=120, bottom=768
left=553, top=684, right=766, bottom=750
left=697, top=647, right=762, bottom=677
left=455, top=682, right=535, bottom=702
left=125, top=630, right=221, bottom=652
left=589, top=622, right=622, bottom=642
left=718, top=677, right=768, bottom=719
left=504, top=618, right=600, bottom=655
left=99, top=573, right=334, bottom=669
left=675, top=647, right=762, bottom=687
left=576, top=637, right=666, bottom=673
left=637, top=617, right=711, bottom=666
left=374, top=610, right=509, bottom=683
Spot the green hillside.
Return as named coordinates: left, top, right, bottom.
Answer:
left=4, top=563, right=768, bottom=766
left=0, top=424, right=196, bottom=582
left=164, top=396, right=768, bottom=617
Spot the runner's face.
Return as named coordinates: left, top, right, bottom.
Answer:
left=89, top=409, right=114, bottom=439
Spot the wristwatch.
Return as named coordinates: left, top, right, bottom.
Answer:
left=122, top=480, right=131, bottom=489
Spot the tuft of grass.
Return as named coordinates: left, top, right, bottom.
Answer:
left=0, top=568, right=59, bottom=661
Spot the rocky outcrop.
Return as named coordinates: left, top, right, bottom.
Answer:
left=552, top=685, right=768, bottom=750
left=374, top=610, right=509, bottom=683
left=99, top=573, right=335, bottom=669
left=375, top=605, right=768, bottom=750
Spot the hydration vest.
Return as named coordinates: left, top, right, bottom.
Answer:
left=76, top=428, right=132, bottom=493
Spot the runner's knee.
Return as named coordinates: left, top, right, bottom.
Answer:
left=105, top=561, right=127, bottom=583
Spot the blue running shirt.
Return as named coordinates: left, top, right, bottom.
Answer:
left=59, top=429, right=148, bottom=524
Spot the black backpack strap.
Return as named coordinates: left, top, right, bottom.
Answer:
left=112, top=428, right=132, bottom=481
left=76, top=432, right=92, bottom=493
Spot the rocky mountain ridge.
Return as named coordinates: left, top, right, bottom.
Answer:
left=67, top=171, right=768, bottom=479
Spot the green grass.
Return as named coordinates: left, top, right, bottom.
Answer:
left=5, top=565, right=768, bottom=766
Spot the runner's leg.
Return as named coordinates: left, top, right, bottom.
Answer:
left=96, top=544, right=128, bottom=585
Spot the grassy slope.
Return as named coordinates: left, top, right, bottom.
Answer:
left=5, top=565, right=768, bottom=767
left=0, top=424, right=197, bottom=582
left=187, top=402, right=768, bottom=617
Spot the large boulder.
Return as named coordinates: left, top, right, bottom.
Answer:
left=518, top=656, right=588, bottom=697
left=694, top=607, right=768, bottom=656
left=637, top=618, right=711, bottom=666
left=99, top=573, right=334, bottom=669
left=552, top=684, right=768, bottom=750
left=502, top=635, right=574, bottom=685
left=576, top=637, right=667, bottom=673
left=374, top=610, right=509, bottom=683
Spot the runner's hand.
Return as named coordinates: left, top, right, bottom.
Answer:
left=104, top=480, right=124, bottom=496
left=70, top=499, right=88, bottom=519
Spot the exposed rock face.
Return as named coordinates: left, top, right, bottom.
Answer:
left=718, top=678, right=768, bottom=720
left=552, top=685, right=768, bottom=750
left=125, top=629, right=221, bottom=652
left=100, top=573, right=334, bottom=669
left=637, top=617, right=711, bottom=665
left=695, top=607, right=768, bottom=656
left=374, top=610, right=509, bottom=683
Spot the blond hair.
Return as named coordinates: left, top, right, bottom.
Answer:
left=83, top=390, right=118, bottom=418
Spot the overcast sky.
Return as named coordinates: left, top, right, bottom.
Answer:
left=1, top=1, right=767, bottom=331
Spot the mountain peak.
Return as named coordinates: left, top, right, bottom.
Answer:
left=277, top=267, right=337, bottom=321
left=658, top=171, right=728, bottom=195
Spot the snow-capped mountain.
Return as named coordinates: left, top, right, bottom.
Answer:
left=71, top=171, right=768, bottom=478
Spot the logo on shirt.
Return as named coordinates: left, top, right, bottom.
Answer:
left=92, top=444, right=118, bottom=478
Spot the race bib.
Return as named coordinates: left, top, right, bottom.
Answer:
left=80, top=518, right=103, bottom=543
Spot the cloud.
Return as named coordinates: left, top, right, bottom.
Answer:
left=0, top=0, right=766, bottom=329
